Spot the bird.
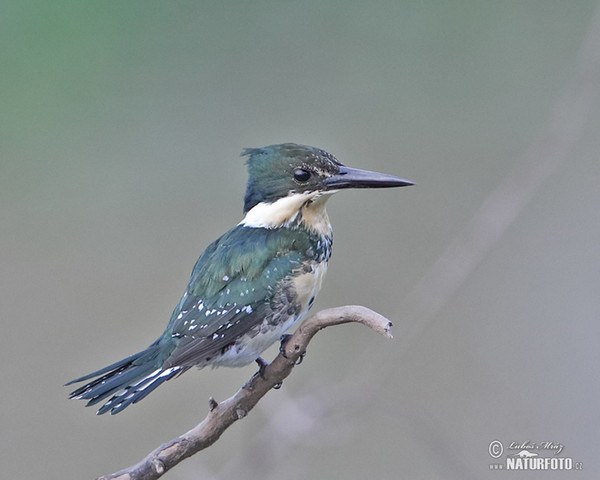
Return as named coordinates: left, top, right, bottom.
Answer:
left=67, top=143, right=413, bottom=415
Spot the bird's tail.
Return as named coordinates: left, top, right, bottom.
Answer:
left=66, top=342, right=186, bottom=415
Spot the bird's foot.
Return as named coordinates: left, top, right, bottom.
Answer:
left=279, top=334, right=293, bottom=357
left=254, top=356, right=284, bottom=390
left=255, top=356, right=269, bottom=379
left=279, top=333, right=305, bottom=365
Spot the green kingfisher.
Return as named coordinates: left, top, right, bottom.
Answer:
left=67, top=143, right=413, bottom=414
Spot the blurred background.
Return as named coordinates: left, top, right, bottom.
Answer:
left=2, top=1, right=599, bottom=479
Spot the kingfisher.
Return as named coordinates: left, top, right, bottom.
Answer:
left=67, top=143, right=413, bottom=414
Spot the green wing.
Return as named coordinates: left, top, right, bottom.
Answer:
left=162, top=225, right=318, bottom=367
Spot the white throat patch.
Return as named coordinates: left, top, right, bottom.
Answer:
left=239, top=191, right=334, bottom=235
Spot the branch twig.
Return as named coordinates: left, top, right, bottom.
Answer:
left=98, top=305, right=392, bottom=480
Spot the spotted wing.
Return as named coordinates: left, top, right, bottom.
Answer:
left=163, top=225, right=312, bottom=368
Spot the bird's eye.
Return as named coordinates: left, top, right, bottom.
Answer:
left=293, top=168, right=311, bottom=183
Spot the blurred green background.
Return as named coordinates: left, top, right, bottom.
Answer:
left=2, top=1, right=599, bottom=479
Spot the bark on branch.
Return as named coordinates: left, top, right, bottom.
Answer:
left=97, top=305, right=393, bottom=480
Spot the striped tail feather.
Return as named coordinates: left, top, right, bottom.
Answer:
left=66, top=343, right=186, bottom=415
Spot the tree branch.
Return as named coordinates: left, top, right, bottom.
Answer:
left=97, top=305, right=393, bottom=480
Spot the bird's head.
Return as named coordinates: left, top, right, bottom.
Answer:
left=242, top=143, right=413, bottom=213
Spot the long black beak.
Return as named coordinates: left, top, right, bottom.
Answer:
left=323, top=165, right=414, bottom=190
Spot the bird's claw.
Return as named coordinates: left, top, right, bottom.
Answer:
left=255, top=357, right=269, bottom=379
left=279, top=334, right=293, bottom=357
left=254, top=356, right=284, bottom=390
left=279, top=333, right=305, bottom=364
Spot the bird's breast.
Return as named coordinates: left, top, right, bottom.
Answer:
left=288, top=260, right=328, bottom=315
left=209, top=260, right=328, bottom=368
